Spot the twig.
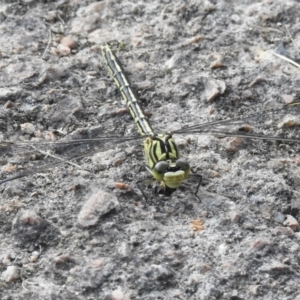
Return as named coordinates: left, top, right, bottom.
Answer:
left=270, top=51, right=300, bottom=68
left=42, top=29, right=52, bottom=60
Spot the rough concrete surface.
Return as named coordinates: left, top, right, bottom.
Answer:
left=1, top=0, right=300, bottom=299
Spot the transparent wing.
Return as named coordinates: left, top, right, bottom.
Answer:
left=0, top=130, right=142, bottom=184
left=3, top=103, right=300, bottom=184
left=174, top=103, right=300, bottom=143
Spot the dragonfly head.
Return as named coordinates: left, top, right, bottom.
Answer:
left=152, top=158, right=191, bottom=190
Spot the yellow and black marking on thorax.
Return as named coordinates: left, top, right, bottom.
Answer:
left=101, top=45, right=194, bottom=197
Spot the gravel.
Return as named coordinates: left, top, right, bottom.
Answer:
left=1, top=0, right=300, bottom=299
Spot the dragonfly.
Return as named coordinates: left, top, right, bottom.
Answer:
left=1, top=44, right=300, bottom=199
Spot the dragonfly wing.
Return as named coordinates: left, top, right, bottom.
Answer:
left=175, top=103, right=300, bottom=143
left=0, top=133, right=142, bottom=184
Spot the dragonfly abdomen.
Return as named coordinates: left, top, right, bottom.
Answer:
left=101, top=45, right=154, bottom=137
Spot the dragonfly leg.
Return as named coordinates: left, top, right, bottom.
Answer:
left=136, top=177, right=156, bottom=200
left=188, top=173, right=202, bottom=201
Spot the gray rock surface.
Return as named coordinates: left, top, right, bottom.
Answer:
left=1, top=0, right=300, bottom=299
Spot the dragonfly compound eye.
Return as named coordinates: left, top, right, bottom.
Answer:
left=176, top=158, right=190, bottom=171
left=154, top=161, right=169, bottom=174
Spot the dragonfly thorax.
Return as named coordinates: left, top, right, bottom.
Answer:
left=143, top=134, right=180, bottom=168
left=143, top=134, right=191, bottom=190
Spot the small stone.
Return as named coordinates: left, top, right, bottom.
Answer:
left=4, top=100, right=14, bottom=108
left=118, top=242, right=131, bottom=257
left=281, top=94, right=294, bottom=104
left=53, top=254, right=70, bottom=265
left=2, top=266, right=19, bottom=282
left=70, top=257, right=114, bottom=289
left=0, top=87, right=21, bottom=100
left=111, top=287, right=129, bottom=300
left=230, top=14, right=241, bottom=24
left=152, top=264, right=174, bottom=281
left=251, top=238, right=269, bottom=250
left=164, top=53, right=181, bottom=70
left=54, top=44, right=71, bottom=57
left=2, top=253, right=11, bottom=265
left=282, top=257, right=290, bottom=264
left=225, top=137, right=245, bottom=153
left=208, top=53, right=226, bottom=69
left=187, top=273, right=202, bottom=285
left=228, top=211, right=240, bottom=222
left=203, top=79, right=226, bottom=102
left=29, top=255, right=38, bottom=263
left=38, top=65, right=67, bottom=84
left=273, top=212, right=285, bottom=223
left=60, top=35, right=77, bottom=49
left=29, top=251, right=40, bottom=263
left=78, top=190, right=119, bottom=227
left=242, top=222, right=254, bottom=230
left=273, top=226, right=295, bottom=236
left=44, top=10, right=57, bottom=22
left=114, top=182, right=130, bottom=191
left=278, top=115, right=300, bottom=128
left=189, top=219, right=205, bottom=232
left=283, top=215, right=300, bottom=232
left=12, top=210, right=47, bottom=244
left=203, top=0, right=215, bottom=11
left=259, top=262, right=291, bottom=274
left=291, top=198, right=300, bottom=210
left=20, top=123, right=35, bottom=134
left=249, top=285, right=260, bottom=296
left=4, top=163, right=18, bottom=173
left=241, top=90, right=253, bottom=99
left=200, top=264, right=212, bottom=272
left=249, top=76, right=267, bottom=87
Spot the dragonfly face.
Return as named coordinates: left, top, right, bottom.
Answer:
left=143, top=134, right=191, bottom=191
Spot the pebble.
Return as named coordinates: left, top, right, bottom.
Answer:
left=228, top=211, right=241, bottom=223
left=283, top=215, right=300, bottom=232
left=118, top=241, right=131, bottom=257
left=230, top=14, right=241, bottom=24
left=251, top=238, right=269, bottom=250
left=78, top=190, right=119, bottom=227
left=29, top=251, right=40, bottom=263
left=53, top=254, right=70, bottom=265
left=187, top=273, right=202, bottom=285
left=60, top=35, right=77, bottom=49
left=152, top=264, right=174, bottom=280
left=259, top=262, right=291, bottom=274
left=53, top=44, right=71, bottom=57
left=0, top=87, right=21, bottom=100
left=281, top=94, right=294, bottom=104
left=12, top=210, right=47, bottom=244
left=111, top=287, right=130, bottom=300
left=189, top=219, right=205, bottom=232
left=249, top=284, right=260, bottom=296
left=278, top=116, right=300, bottom=128
left=2, top=266, right=19, bottom=282
left=20, top=123, right=36, bottom=134
left=4, top=100, right=14, bottom=108
left=202, top=79, right=226, bottom=102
